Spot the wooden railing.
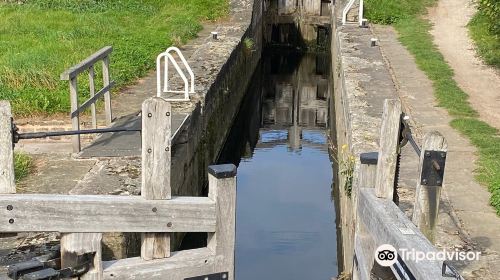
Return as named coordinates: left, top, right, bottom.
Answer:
left=0, top=98, right=236, bottom=280
left=61, top=46, right=114, bottom=153
left=351, top=99, right=461, bottom=280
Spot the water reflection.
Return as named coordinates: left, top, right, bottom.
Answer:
left=218, top=51, right=337, bottom=280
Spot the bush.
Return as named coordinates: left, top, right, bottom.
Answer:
left=477, top=0, right=500, bottom=35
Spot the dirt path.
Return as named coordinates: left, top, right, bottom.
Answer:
left=429, top=0, right=500, bottom=130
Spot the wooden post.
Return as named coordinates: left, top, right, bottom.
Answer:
left=102, top=56, right=113, bottom=126
left=207, top=164, right=237, bottom=280
left=412, top=131, right=447, bottom=243
left=141, top=97, right=172, bottom=260
left=353, top=152, right=378, bottom=280
left=69, top=78, right=81, bottom=153
left=359, top=152, right=378, bottom=188
left=89, top=66, right=97, bottom=129
left=0, top=101, right=15, bottom=194
left=374, top=99, right=401, bottom=199
left=0, top=101, right=16, bottom=238
left=61, top=233, right=103, bottom=280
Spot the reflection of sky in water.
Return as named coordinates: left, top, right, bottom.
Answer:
left=260, top=130, right=288, bottom=143
left=236, top=130, right=337, bottom=280
left=302, top=130, right=327, bottom=145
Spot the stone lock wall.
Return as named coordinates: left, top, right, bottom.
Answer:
left=329, top=1, right=398, bottom=275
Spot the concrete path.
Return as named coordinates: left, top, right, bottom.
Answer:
left=428, top=0, right=500, bottom=130
left=373, top=24, right=500, bottom=279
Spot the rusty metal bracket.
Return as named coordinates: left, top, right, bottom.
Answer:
left=185, top=272, right=229, bottom=280
left=420, top=150, right=447, bottom=186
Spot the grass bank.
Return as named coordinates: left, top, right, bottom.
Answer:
left=0, top=0, right=228, bottom=116
left=14, top=152, right=34, bottom=182
left=468, top=11, right=500, bottom=68
left=365, top=0, right=500, bottom=214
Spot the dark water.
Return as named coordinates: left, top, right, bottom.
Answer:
left=218, top=51, right=338, bottom=279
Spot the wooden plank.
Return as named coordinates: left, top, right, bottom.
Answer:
left=359, top=152, right=378, bottom=188
left=375, top=99, right=401, bottom=199
left=61, top=46, right=113, bottom=80
left=354, top=233, right=373, bottom=280
left=102, top=56, right=113, bottom=125
left=352, top=152, right=378, bottom=279
left=89, top=66, right=97, bottom=129
left=141, top=97, right=172, bottom=260
left=358, top=188, right=448, bottom=280
left=0, top=101, right=15, bottom=194
left=412, top=131, right=447, bottom=243
left=278, top=0, right=296, bottom=15
left=70, top=82, right=115, bottom=119
left=0, top=101, right=16, bottom=238
left=207, top=164, right=237, bottom=280
left=61, top=233, right=103, bottom=280
left=0, top=195, right=215, bottom=233
left=103, top=248, right=216, bottom=280
left=69, top=78, right=81, bottom=153
left=301, top=0, right=321, bottom=15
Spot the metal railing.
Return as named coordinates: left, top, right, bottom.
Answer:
left=156, top=47, right=195, bottom=101
left=342, top=0, right=364, bottom=26
left=60, top=46, right=114, bottom=153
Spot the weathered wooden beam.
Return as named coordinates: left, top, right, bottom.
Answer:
left=70, top=82, right=115, bottom=119
left=0, top=195, right=215, bottom=233
left=61, top=46, right=113, bottom=80
left=103, top=248, right=216, bottom=280
left=358, top=188, right=448, bottom=280
left=102, top=56, right=113, bottom=125
left=61, top=233, right=103, bottom=280
left=69, top=77, right=81, bottom=153
left=0, top=101, right=15, bottom=194
left=0, top=101, right=17, bottom=238
left=375, top=99, right=402, bottom=199
left=89, top=66, right=97, bottom=129
left=354, top=233, right=373, bottom=280
left=141, top=97, right=172, bottom=260
left=412, top=131, right=447, bottom=243
left=207, top=164, right=237, bottom=280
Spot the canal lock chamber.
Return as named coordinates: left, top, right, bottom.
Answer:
left=215, top=5, right=342, bottom=279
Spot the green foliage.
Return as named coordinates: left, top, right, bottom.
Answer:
left=339, top=144, right=354, bottom=198
left=365, top=0, right=500, bottom=214
left=468, top=11, right=500, bottom=68
left=363, top=0, right=436, bottom=24
left=14, top=152, right=34, bottom=182
left=243, top=38, right=255, bottom=50
left=451, top=118, right=500, bottom=213
left=0, top=0, right=229, bottom=116
left=477, top=0, right=500, bottom=35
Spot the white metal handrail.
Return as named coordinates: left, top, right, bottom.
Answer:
left=342, top=0, right=364, bottom=26
left=156, top=47, right=195, bottom=101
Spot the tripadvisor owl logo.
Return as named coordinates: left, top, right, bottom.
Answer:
left=374, top=243, right=481, bottom=267
left=375, top=244, right=398, bottom=267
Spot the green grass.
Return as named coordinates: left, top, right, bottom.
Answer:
left=365, top=0, right=500, bottom=214
left=468, top=11, right=500, bottom=68
left=14, top=152, right=34, bottom=182
left=0, top=0, right=228, bottom=116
